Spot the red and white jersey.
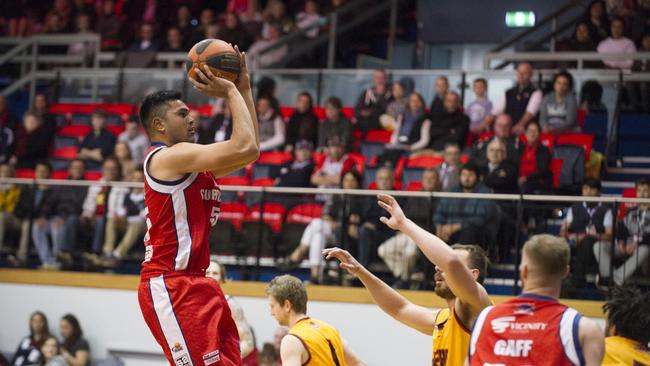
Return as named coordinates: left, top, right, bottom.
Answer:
left=468, top=293, right=584, bottom=366
left=140, top=143, right=221, bottom=280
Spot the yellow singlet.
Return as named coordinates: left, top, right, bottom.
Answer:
left=431, top=307, right=471, bottom=366
left=289, top=317, right=346, bottom=366
left=602, top=336, right=650, bottom=366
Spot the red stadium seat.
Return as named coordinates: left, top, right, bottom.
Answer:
left=257, top=151, right=293, bottom=165
left=405, top=156, right=444, bottom=169
left=188, top=105, right=213, bottom=117
left=364, top=129, right=392, bottom=143
left=556, top=133, right=594, bottom=162
left=312, top=152, right=326, bottom=167
left=49, top=104, right=77, bottom=114
left=280, top=106, right=295, bottom=120
left=247, top=203, right=286, bottom=232
left=51, top=170, right=69, bottom=180
left=619, top=187, right=637, bottom=220
left=313, top=106, right=326, bottom=120
left=218, top=176, right=250, bottom=186
left=346, top=153, right=366, bottom=174
left=53, top=146, right=78, bottom=160
left=219, top=202, right=248, bottom=230
left=460, top=154, right=470, bottom=164
left=478, top=131, right=494, bottom=142
left=84, top=171, right=102, bottom=181
left=252, top=177, right=275, bottom=187
left=540, top=133, right=555, bottom=152
left=341, top=107, right=354, bottom=120
left=286, top=204, right=323, bottom=224
left=59, top=125, right=91, bottom=138
left=406, top=181, right=423, bottom=191
left=15, top=169, right=35, bottom=179
left=576, top=108, right=587, bottom=129
left=550, top=159, right=563, bottom=189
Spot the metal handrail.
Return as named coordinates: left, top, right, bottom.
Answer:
left=484, top=51, right=650, bottom=70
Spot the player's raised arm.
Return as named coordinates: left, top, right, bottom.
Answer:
left=376, top=194, right=491, bottom=313
left=579, top=317, right=604, bottom=366
left=233, top=45, right=259, bottom=149
left=323, top=247, right=437, bottom=335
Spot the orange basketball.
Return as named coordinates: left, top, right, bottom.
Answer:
left=186, top=39, right=240, bottom=83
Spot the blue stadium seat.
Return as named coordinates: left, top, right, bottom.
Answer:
left=618, top=113, right=650, bottom=156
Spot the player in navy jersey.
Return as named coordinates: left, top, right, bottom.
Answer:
left=137, top=46, right=259, bottom=366
left=467, top=234, right=604, bottom=366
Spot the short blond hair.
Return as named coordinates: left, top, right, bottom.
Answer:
left=265, top=275, right=307, bottom=314
left=522, top=234, right=570, bottom=277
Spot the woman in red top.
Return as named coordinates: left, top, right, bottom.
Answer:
left=518, top=120, right=552, bottom=193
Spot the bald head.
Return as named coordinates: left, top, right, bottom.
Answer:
left=494, top=114, right=512, bottom=138
left=516, top=63, right=533, bottom=87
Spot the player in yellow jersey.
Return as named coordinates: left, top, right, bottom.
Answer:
left=325, top=194, right=492, bottom=366
left=265, top=275, right=366, bottom=366
left=602, top=285, right=650, bottom=365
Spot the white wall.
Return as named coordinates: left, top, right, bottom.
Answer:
left=0, top=283, right=432, bottom=366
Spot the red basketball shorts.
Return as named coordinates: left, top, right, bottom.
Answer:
left=138, top=274, right=241, bottom=366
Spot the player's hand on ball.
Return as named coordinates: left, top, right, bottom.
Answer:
left=233, top=45, right=251, bottom=92
left=377, top=194, right=406, bottom=231
left=323, top=248, right=361, bottom=275
left=190, top=65, right=236, bottom=98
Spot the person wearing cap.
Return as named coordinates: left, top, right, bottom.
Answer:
left=273, top=140, right=315, bottom=188
left=78, top=109, right=117, bottom=169
left=311, top=136, right=355, bottom=201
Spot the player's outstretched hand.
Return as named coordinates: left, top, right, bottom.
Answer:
left=377, top=194, right=407, bottom=231
left=323, top=248, right=362, bottom=275
left=233, top=45, right=251, bottom=93
left=190, top=65, right=236, bottom=98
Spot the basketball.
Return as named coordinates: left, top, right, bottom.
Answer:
left=186, top=39, right=241, bottom=83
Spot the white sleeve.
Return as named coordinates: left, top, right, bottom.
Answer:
left=492, top=96, right=505, bottom=116
left=526, top=89, right=543, bottom=115
left=260, top=116, right=287, bottom=151
left=82, top=185, right=100, bottom=216
left=565, top=208, right=574, bottom=225
left=409, top=119, right=431, bottom=151
left=603, top=209, right=613, bottom=228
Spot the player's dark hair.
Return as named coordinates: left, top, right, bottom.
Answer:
left=603, top=286, right=650, bottom=345
left=139, top=90, right=182, bottom=133
left=265, top=275, right=307, bottom=314
left=61, top=314, right=83, bottom=350
left=450, top=244, right=489, bottom=284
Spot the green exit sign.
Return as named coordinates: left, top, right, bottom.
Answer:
left=505, top=11, right=536, bottom=27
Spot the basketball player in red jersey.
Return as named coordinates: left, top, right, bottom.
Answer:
left=467, top=234, right=604, bottom=366
left=137, top=46, right=259, bottom=366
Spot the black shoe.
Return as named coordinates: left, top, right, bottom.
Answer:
left=276, top=257, right=300, bottom=271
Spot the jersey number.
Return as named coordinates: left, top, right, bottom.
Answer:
left=209, top=206, right=220, bottom=226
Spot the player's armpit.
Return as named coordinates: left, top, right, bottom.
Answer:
left=579, top=316, right=605, bottom=366
left=280, top=335, right=306, bottom=366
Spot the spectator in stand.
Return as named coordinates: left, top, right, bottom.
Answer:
left=427, top=91, right=469, bottom=153
left=11, top=311, right=51, bottom=366
left=113, top=142, right=135, bottom=179
left=355, top=69, right=391, bottom=133
left=101, top=168, right=145, bottom=267
left=539, top=71, right=579, bottom=134
left=44, top=0, right=73, bottom=33
left=258, top=343, right=279, bottom=366
left=206, top=261, right=259, bottom=365
left=77, top=110, right=116, bottom=169
left=117, top=117, right=148, bottom=164
left=31, top=93, right=56, bottom=129
left=0, top=121, right=14, bottom=164
left=384, top=81, right=408, bottom=124
left=262, top=0, right=294, bottom=37
left=273, top=140, right=314, bottom=187
left=174, top=5, right=194, bottom=49
left=59, top=314, right=89, bottom=366
left=311, top=136, right=353, bottom=187
left=438, top=142, right=461, bottom=191
left=0, top=95, right=17, bottom=130
left=580, top=79, right=608, bottom=113
left=594, top=178, right=650, bottom=285
left=201, top=104, right=233, bottom=144
left=518, top=120, right=552, bottom=193
left=284, top=92, right=318, bottom=152
left=0, top=164, right=21, bottom=250
left=32, top=159, right=87, bottom=270
left=127, top=23, right=162, bottom=52
left=559, top=178, right=612, bottom=290
left=190, top=8, right=216, bottom=45
left=81, top=157, right=122, bottom=258
left=257, top=96, right=285, bottom=151
left=67, top=12, right=94, bottom=63
left=584, top=0, right=610, bottom=43
left=387, top=92, right=430, bottom=152
left=96, top=0, right=121, bottom=50
left=162, top=27, right=184, bottom=52
left=10, top=161, right=52, bottom=266
left=247, top=23, right=288, bottom=69
left=479, top=62, right=543, bottom=136
left=295, top=0, right=321, bottom=39
left=429, top=76, right=449, bottom=119
left=281, top=169, right=363, bottom=283
left=318, top=96, right=353, bottom=152
left=434, top=163, right=496, bottom=247
left=40, top=336, right=67, bottom=366
left=598, top=17, right=637, bottom=69
left=479, top=138, right=518, bottom=194
left=11, top=112, right=53, bottom=169
left=632, top=33, right=650, bottom=113
left=377, top=169, right=439, bottom=288
left=567, top=22, right=598, bottom=51
left=218, top=12, right=253, bottom=52
left=358, top=166, right=398, bottom=267
left=467, top=78, right=493, bottom=136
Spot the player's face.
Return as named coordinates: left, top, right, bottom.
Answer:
left=163, top=100, right=195, bottom=144
left=434, top=250, right=472, bottom=300
left=268, top=296, right=289, bottom=326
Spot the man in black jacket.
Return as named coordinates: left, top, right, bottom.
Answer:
left=32, top=159, right=87, bottom=269
left=429, top=92, right=469, bottom=152
left=480, top=139, right=518, bottom=194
